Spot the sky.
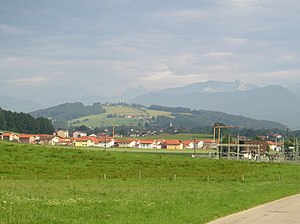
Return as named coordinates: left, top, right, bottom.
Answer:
left=1, top=0, right=300, bottom=100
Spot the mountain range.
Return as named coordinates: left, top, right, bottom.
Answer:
left=159, top=80, right=258, bottom=95
left=1, top=80, right=300, bottom=129
left=0, top=95, right=42, bottom=113
left=132, top=81, right=300, bottom=129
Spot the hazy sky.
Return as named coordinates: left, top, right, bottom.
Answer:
left=1, top=0, right=300, bottom=98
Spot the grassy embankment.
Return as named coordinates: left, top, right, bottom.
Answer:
left=1, top=141, right=300, bottom=223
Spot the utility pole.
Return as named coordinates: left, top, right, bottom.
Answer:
left=194, top=139, right=196, bottom=157
left=104, top=128, right=108, bottom=151
left=296, top=138, right=299, bottom=163
left=228, top=134, right=230, bottom=159
left=237, top=133, right=240, bottom=160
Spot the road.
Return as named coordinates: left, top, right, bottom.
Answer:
left=208, top=193, right=300, bottom=224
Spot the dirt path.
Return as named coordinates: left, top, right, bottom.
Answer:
left=208, top=194, right=300, bottom=224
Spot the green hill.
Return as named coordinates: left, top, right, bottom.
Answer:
left=68, top=105, right=174, bottom=128
left=133, top=85, right=300, bottom=129
left=30, top=102, right=106, bottom=121
left=30, top=102, right=285, bottom=131
left=0, top=108, right=54, bottom=134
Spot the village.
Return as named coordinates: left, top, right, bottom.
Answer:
left=0, top=129, right=284, bottom=155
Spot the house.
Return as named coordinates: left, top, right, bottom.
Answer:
left=183, top=140, right=204, bottom=149
left=267, top=141, right=283, bottom=152
left=114, top=139, right=137, bottom=148
left=164, top=140, right=183, bottom=150
left=0, top=132, right=3, bottom=140
left=137, top=139, right=157, bottom=149
left=96, top=137, right=115, bottom=148
left=19, top=134, right=35, bottom=144
left=71, top=137, right=94, bottom=147
left=51, top=136, right=66, bottom=145
left=57, top=130, right=69, bottom=138
left=202, top=139, right=217, bottom=149
left=34, top=134, right=54, bottom=145
left=245, top=140, right=268, bottom=153
left=73, top=131, right=87, bottom=138
left=2, top=132, right=19, bottom=142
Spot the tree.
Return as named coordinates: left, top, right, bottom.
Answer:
left=0, top=109, right=7, bottom=130
left=0, top=108, right=54, bottom=134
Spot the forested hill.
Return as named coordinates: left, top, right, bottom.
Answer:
left=0, top=108, right=54, bottom=134
left=30, top=102, right=106, bottom=121
left=149, top=105, right=286, bottom=130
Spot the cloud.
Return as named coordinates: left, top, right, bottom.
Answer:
left=1, top=0, right=300, bottom=99
left=0, top=24, right=24, bottom=33
left=201, top=52, right=234, bottom=58
left=142, top=70, right=174, bottom=81
left=203, top=63, right=241, bottom=73
left=6, top=77, right=48, bottom=85
left=230, top=0, right=263, bottom=9
left=140, top=70, right=208, bottom=89
left=149, top=9, right=212, bottom=21
left=277, top=55, right=300, bottom=63
left=225, top=38, right=248, bottom=45
left=241, top=69, right=300, bottom=85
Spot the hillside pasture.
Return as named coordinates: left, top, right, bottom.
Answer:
left=69, top=105, right=175, bottom=128
left=1, top=141, right=300, bottom=223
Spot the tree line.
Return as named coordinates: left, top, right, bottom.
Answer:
left=0, top=108, right=54, bottom=134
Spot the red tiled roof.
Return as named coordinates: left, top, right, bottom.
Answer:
left=202, top=139, right=214, bottom=143
left=70, top=138, right=90, bottom=142
left=164, top=140, right=182, bottom=145
left=35, top=134, right=53, bottom=137
left=139, top=140, right=155, bottom=144
left=115, top=139, right=135, bottom=143
left=19, top=134, right=33, bottom=139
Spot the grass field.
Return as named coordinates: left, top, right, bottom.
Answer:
left=1, top=141, right=300, bottom=223
left=68, top=105, right=174, bottom=128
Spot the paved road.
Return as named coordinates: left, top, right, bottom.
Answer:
left=208, top=194, right=300, bottom=224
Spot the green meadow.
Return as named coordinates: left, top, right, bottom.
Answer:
left=68, top=105, right=174, bottom=127
left=1, top=141, right=300, bottom=223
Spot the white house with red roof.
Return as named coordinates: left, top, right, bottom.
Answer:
left=267, top=141, right=283, bottom=152
left=72, top=131, right=87, bottom=138
left=96, top=137, right=115, bottom=148
left=114, top=139, right=137, bottom=148
left=137, top=139, right=159, bottom=149
left=183, top=140, right=204, bottom=149
left=34, top=134, right=54, bottom=145
left=19, top=134, right=35, bottom=144
left=202, top=139, right=217, bottom=149
left=164, top=140, right=184, bottom=150
left=2, top=132, right=19, bottom=142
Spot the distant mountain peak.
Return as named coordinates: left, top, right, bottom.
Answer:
left=159, top=80, right=257, bottom=96
left=121, top=85, right=148, bottom=100
left=132, top=83, right=300, bottom=129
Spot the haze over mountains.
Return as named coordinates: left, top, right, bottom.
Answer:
left=132, top=81, right=300, bottom=129
left=0, top=95, right=42, bottom=113
left=1, top=80, right=300, bottom=129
